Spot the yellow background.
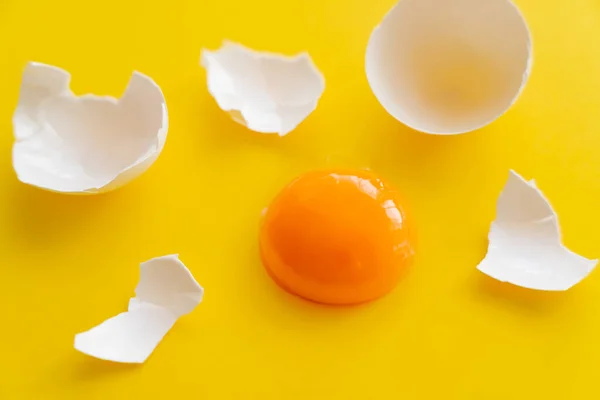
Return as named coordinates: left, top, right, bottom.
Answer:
left=1, top=0, right=600, bottom=398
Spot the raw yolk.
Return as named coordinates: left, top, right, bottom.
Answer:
left=259, top=169, right=414, bottom=305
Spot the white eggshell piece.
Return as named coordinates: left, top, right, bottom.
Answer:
left=12, top=62, right=168, bottom=194
left=201, top=41, right=325, bottom=136
left=366, top=0, right=532, bottom=135
left=477, top=171, right=597, bottom=291
left=74, top=255, right=204, bottom=363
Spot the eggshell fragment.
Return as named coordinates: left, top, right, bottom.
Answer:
left=201, top=41, right=325, bottom=136
left=74, top=255, right=203, bottom=363
left=477, top=171, right=597, bottom=291
left=12, top=62, right=168, bottom=193
left=366, top=0, right=532, bottom=135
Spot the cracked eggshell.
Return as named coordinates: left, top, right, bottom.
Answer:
left=74, top=254, right=204, bottom=363
left=12, top=62, right=168, bottom=194
left=366, top=0, right=532, bottom=135
left=477, top=170, right=597, bottom=291
left=201, top=41, right=325, bottom=136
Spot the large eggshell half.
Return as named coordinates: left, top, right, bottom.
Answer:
left=201, top=41, right=325, bottom=136
left=366, top=0, right=532, bottom=135
left=12, top=62, right=168, bottom=194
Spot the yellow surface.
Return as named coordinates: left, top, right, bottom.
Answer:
left=1, top=0, right=600, bottom=398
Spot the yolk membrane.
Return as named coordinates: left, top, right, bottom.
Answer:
left=259, top=169, right=414, bottom=305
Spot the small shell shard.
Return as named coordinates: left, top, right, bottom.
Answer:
left=201, top=41, right=325, bottom=136
left=477, top=170, right=597, bottom=291
left=74, top=255, right=203, bottom=363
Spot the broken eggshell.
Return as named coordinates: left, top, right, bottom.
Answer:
left=477, top=170, right=597, bottom=291
left=74, top=254, right=204, bottom=363
left=12, top=62, right=168, bottom=194
left=366, top=0, right=532, bottom=135
left=201, top=41, right=325, bottom=136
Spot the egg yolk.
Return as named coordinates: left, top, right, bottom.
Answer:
left=259, top=169, right=414, bottom=305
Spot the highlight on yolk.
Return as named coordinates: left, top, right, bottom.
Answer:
left=259, top=169, right=414, bottom=305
